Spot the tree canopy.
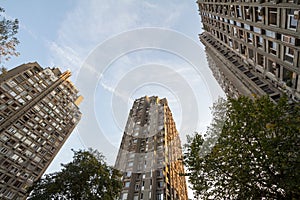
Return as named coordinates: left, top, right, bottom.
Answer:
left=27, top=149, right=122, bottom=200
left=184, top=96, right=300, bottom=199
left=0, top=7, right=19, bottom=64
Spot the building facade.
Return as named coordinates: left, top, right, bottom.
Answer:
left=0, top=62, right=82, bottom=199
left=115, top=96, right=188, bottom=200
left=197, top=0, right=300, bottom=102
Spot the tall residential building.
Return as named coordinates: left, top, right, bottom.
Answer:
left=0, top=62, right=82, bottom=200
left=197, top=0, right=300, bottom=102
left=115, top=96, right=188, bottom=200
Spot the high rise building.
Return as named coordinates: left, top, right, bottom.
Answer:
left=115, top=96, right=188, bottom=200
left=197, top=0, right=300, bottom=102
left=0, top=62, right=82, bottom=200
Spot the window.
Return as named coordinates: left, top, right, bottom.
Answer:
left=9, top=91, right=16, bottom=97
left=135, top=183, right=140, bottom=190
left=234, top=41, right=239, bottom=51
left=257, top=53, right=265, bottom=67
left=244, top=24, right=251, bottom=30
left=122, top=193, right=128, bottom=200
left=245, top=6, right=251, bottom=20
left=282, top=34, right=295, bottom=45
left=268, top=41, right=277, bottom=55
left=228, top=37, right=233, bottom=48
left=0, top=147, right=8, bottom=154
left=248, top=48, right=254, bottom=60
left=284, top=47, right=294, bottom=63
left=13, top=180, right=22, bottom=188
left=18, top=98, right=25, bottom=104
left=158, top=181, right=164, bottom=188
left=0, top=134, right=9, bottom=142
left=230, top=5, right=235, bottom=17
left=1, top=83, right=10, bottom=91
left=247, top=33, right=253, bottom=43
left=286, top=9, right=298, bottom=30
left=253, top=27, right=261, bottom=33
left=267, top=60, right=277, bottom=76
left=237, top=5, right=242, bottom=17
left=283, top=68, right=295, bottom=87
left=265, top=30, right=276, bottom=38
left=126, top=171, right=132, bottom=177
left=14, top=75, right=24, bottom=83
left=25, top=95, right=32, bottom=101
left=14, top=132, right=23, bottom=139
left=238, top=29, right=244, bottom=39
left=240, top=44, right=246, bottom=55
left=0, top=104, right=6, bottom=110
left=4, top=191, right=15, bottom=199
left=28, top=78, right=34, bottom=85
left=255, top=7, right=263, bottom=22
left=256, top=36, right=264, bottom=48
left=124, top=181, right=130, bottom=188
left=268, top=8, right=277, bottom=26
left=7, top=80, right=17, bottom=87
left=233, top=27, right=237, bottom=36
left=157, top=194, right=164, bottom=200
left=15, top=86, right=23, bottom=93
left=8, top=127, right=17, bottom=134
left=11, top=154, right=19, bottom=161
left=10, top=166, right=18, bottom=174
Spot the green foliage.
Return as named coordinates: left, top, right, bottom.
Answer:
left=185, top=96, right=300, bottom=199
left=0, top=7, right=19, bottom=64
left=27, top=149, right=122, bottom=200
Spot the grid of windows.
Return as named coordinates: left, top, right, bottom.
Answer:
left=0, top=63, right=82, bottom=199
left=115, top=96, right=188, bottom=200
left=198, top=0, right=300, bottom=102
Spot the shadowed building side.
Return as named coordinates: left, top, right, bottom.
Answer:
left=197, top=0, right=300, bottom=103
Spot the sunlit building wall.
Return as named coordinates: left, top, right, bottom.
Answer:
left=0, top=62, right=82, bottom=199
left=115, top=96, right=188, bottom=200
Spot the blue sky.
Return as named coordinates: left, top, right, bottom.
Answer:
left=2, top=1, right=224, bottom=197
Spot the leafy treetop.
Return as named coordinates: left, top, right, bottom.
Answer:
left=0, top=7, right=19, bottom=64
left=184, top=96, right=300, bottom=199
left=27, top=149, right=122, bottom=200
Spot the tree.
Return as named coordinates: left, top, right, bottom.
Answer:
left=184, top=96, right=300, bottom=199
left=27, top=149, right=122, bottom=200
left=0, top=7, right=19, bottom=64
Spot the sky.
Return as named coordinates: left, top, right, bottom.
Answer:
left=2, top=1, right=225, bottom=198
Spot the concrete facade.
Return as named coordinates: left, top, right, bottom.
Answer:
left=0, top=62, right=82, bottom=199
left=198, top=0, right=300, bottom=102
left=115, top=96, right=188, bottom=200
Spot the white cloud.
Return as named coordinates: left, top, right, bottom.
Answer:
left=48, top=0, right=194, bottom=74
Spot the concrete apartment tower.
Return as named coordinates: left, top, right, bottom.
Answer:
left=115, top=96, right=188, bottom=200
left=0, top=62, right=82, bottom=199
left=197, top=0, right=300, bottom=102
